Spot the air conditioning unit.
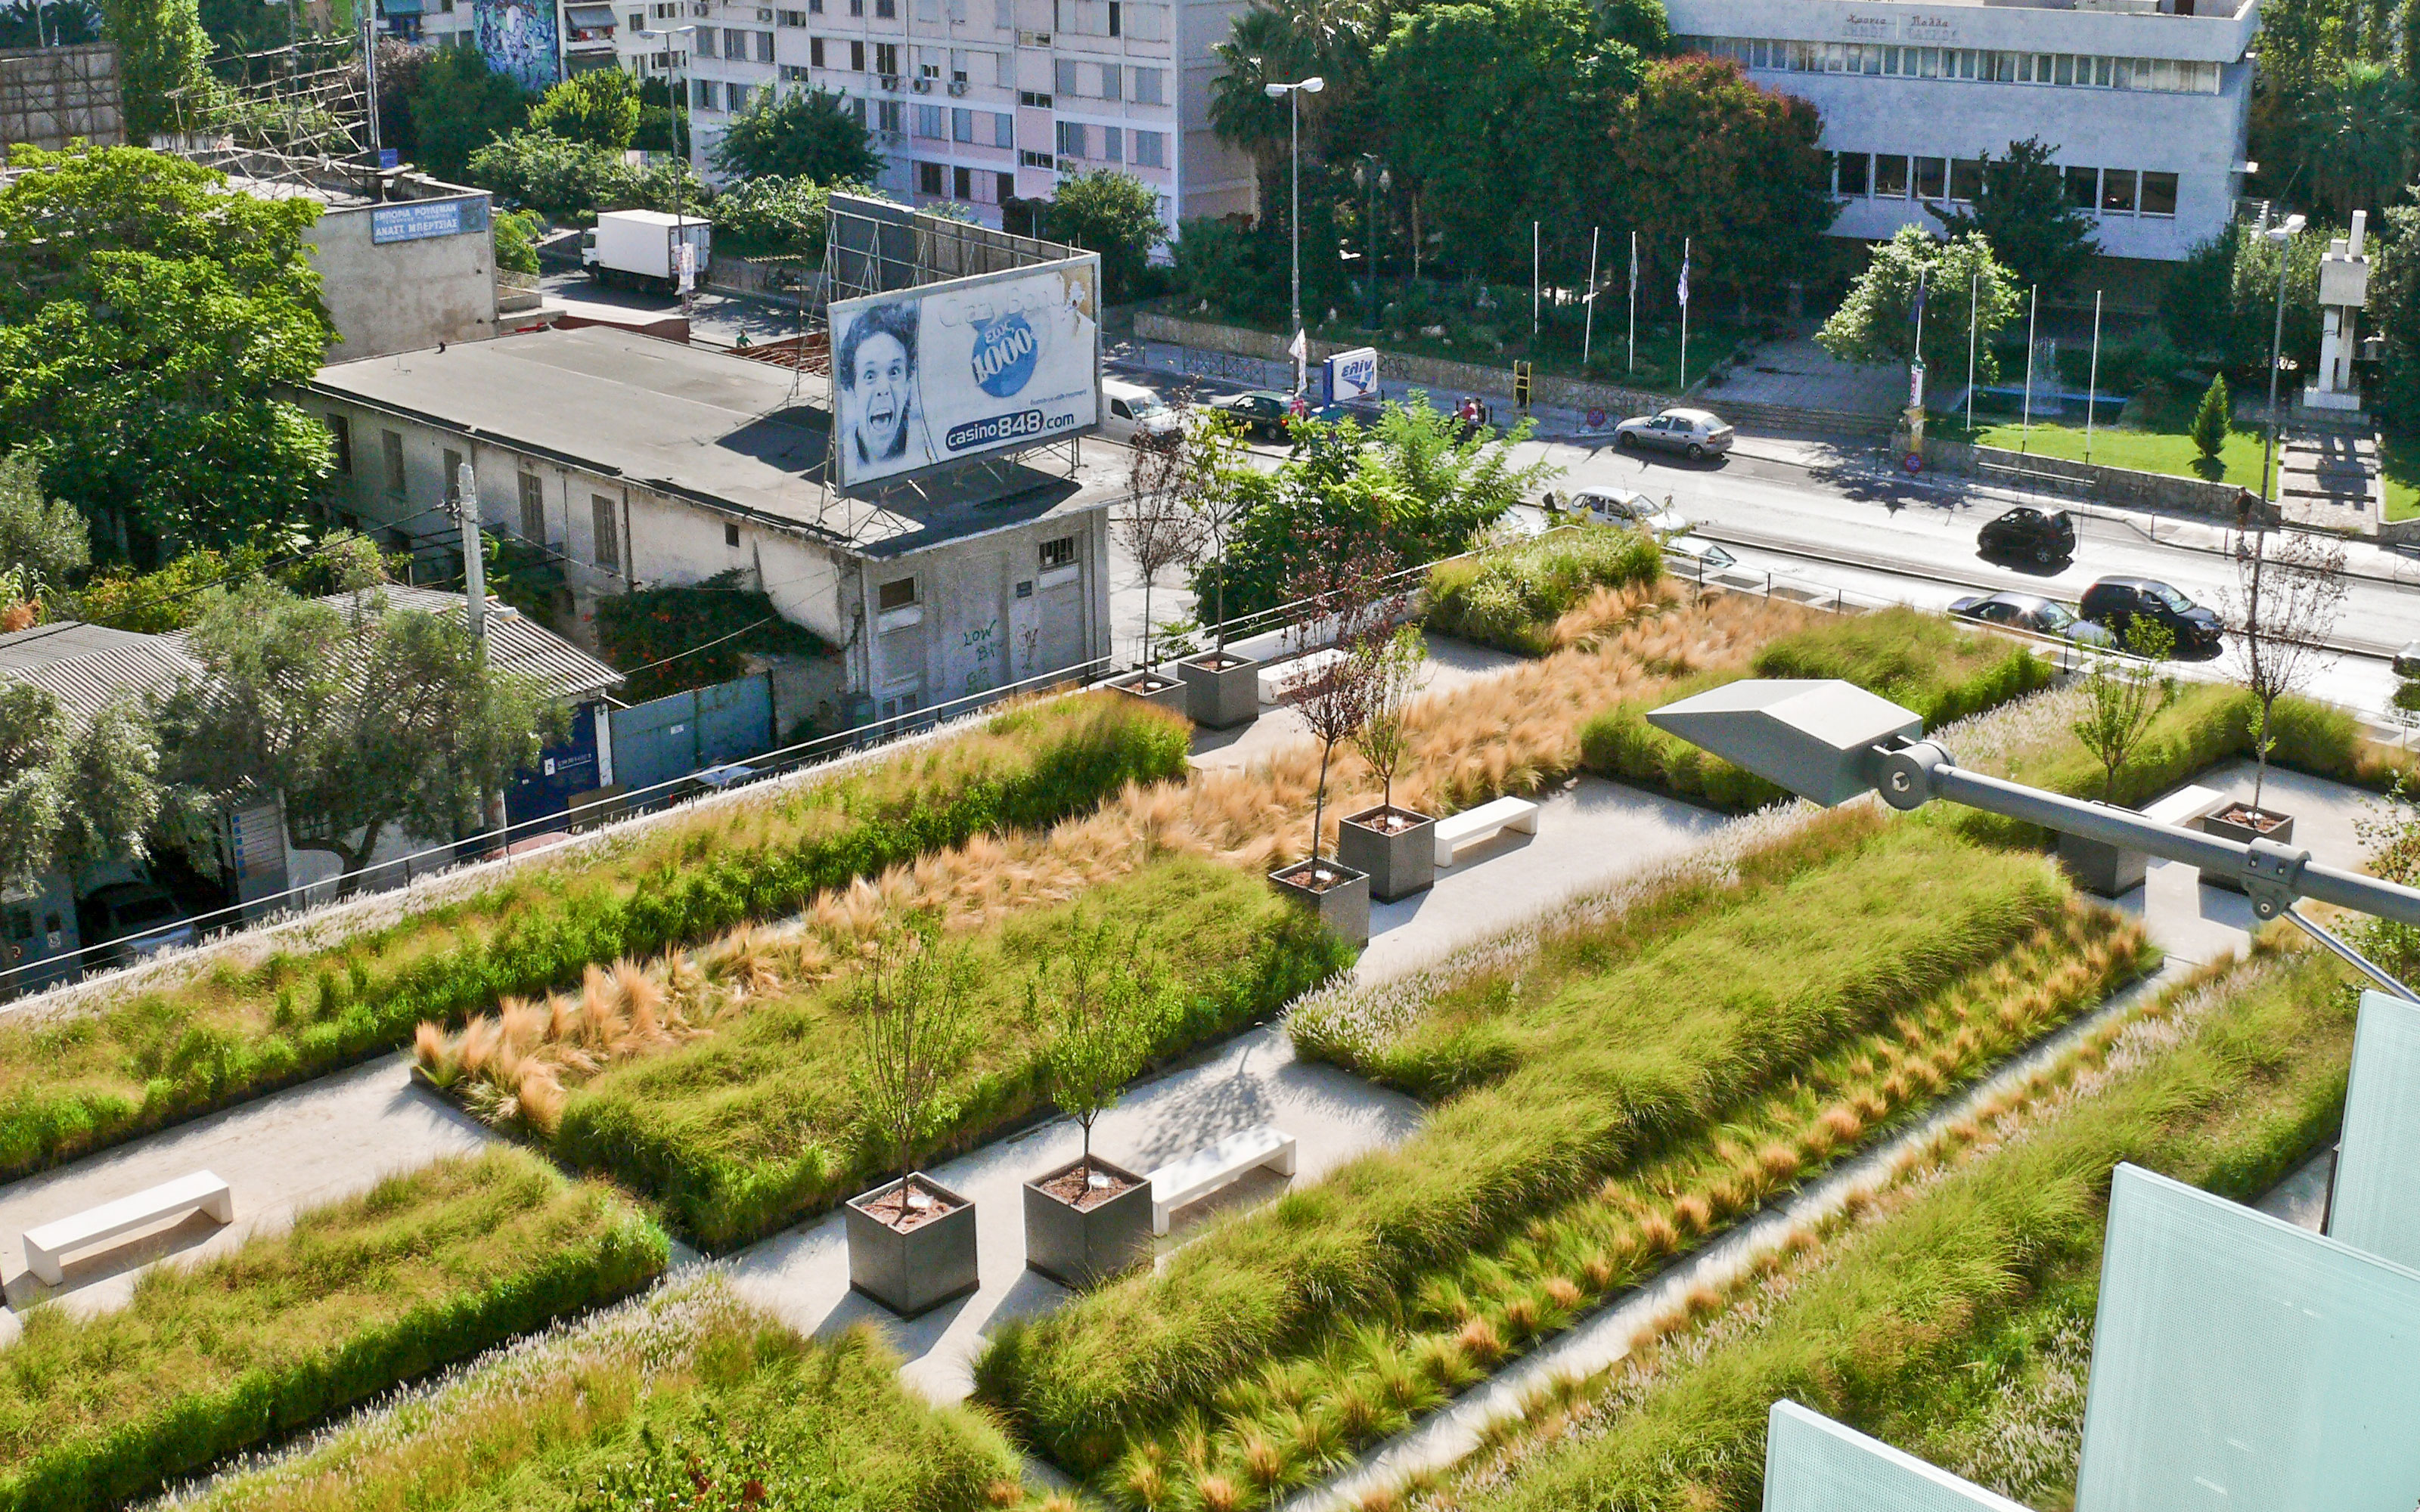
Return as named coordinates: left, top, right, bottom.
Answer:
left=755, top=5, right=771, bottom=17
left=880, top=72, right=901, bottom=89
left=911, top=74, right=932, bottom=91
left=946, top=77, right=968, bottom=94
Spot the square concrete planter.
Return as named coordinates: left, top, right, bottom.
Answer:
left=1177, top=650, right=1261, bottom=729
left=1106, top=668, right=1190, bottom=719
left=1270, top=858, right=1371, bottom=947
left=1338, top=804, right=1437, bottom=901
left=1023, top=1155, right=1154, bottom=1289
left=2200, top=805, right=2297, bottom=894
left=845, top=1174, right=979, bottom=1318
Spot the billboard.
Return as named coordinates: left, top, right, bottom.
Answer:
left=828, top=255, right=1100, bottom=491
left=475, top=0, right=560, bottom=93
left=1322, top=346, right=1379, bottom=404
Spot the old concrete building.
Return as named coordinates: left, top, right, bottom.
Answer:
left=306, top=324, right=1114, bottom=721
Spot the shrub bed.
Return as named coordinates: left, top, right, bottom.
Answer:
left=973, top=823, right=2093, bottom=1478
left=1435, top=943, right=2353, bottom=1512
left=0, top=694, right=1189, bottom=1185
left=1425, top=529, right=1665, bottom=657
left=166, top=1273, right=1040, bottom=1512
left=549, top=856, right=1354, bottom=1249
left=0, top=1147, right=668, bottom=1512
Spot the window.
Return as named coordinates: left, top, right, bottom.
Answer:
left=849, top=38, right=864, bottom=68
left=918, top=160, right=945, bottom=194
left=1056, top=119, right=1084, bottom=158
left=722, top=28, right=743, bottom=56
left=325, top=414, right=352, bottom=474
left=592, top=494, right=620, bottom=571
left=993, top=110, right=1014, bottom=145
left=728, top=81, right=752, bottom=110
left=1054, top=57, right=1077, bottom=94
left=382, top=429, right=406, bottom=493
left=1834, top=150, right=1868, bottom=197
left=878, top=577, right=919, bottom=611
left=1106, top=0, right=1118, bottom=32
left=878, top=98, right=903, bottom=132
left=1101, top=124, right=1121, bottom=162
left=918, top=58, right=940, bottom=80
left=809, top=36, right=824, bottom=64
left=1872, top=153, right=1909, bottom=197
left=776, top=8, right=805, bottom=23
left=953, top=164, right=973, bottom=198
left=724, top=521, right=741, bottom=548
left=628, top=12, right=643, bottom=33
left=692, top=76, right=714, bottom=107
left=2064, top=164, right=2098, bottom=209
left=2099, top=167, right=2136, bottom=213
left=695, top=23, right=715, bottom=49
left=780, top=62, right=810, bottom=79
left=1134, top=66, right=1161, bottom=104
left=849, top=0, right=861, bottom=15
left=1950, top=157, right=1981, bottom=202
left=874, top=42, right=898, bottom=73
left=2140, top=170, right=2179, bottom=217
left=518, top=472, right=544, bottom=539
left=914, top=102, right=944, bottom=135
left=1913, top=155, right=1946, bottom=200
left=952, top=105, right=974, bottom=141
left=1097, top=61, right=1118, bottom=99
left=876, top=0, right=894, bottom=15
left=1019, top=88, right=1052, bottom=107
left=1134, top=128, right=1163, bottom=167
left=997, top=169, right=1016, bottom=202
left=2055, top=52, right=2075, bottom=85
left=442, top=448, right=464, bottom=500
left=1022, top=148, right=1055, bottom=168
left=754, top=29, right=774, bottom=60
left=1038, top=535, right=1075, bottom=569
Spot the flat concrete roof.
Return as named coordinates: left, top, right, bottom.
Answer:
left=309, top=326, right=1115, bottom=559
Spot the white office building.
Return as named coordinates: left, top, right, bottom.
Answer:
left=612, top=0, right=1252, bottom=233
left=1665, top=0, right=2260, bottom=263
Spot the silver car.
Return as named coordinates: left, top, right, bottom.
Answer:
left=1564, top=487, right=1691, bottom=535
left=1614, top=407, right=1735, bottom=461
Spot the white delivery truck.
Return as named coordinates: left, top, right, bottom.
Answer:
left=582, top=209, right=712, bottom=293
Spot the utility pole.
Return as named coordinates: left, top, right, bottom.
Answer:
left=457, top=461, right=487, bottom=649
left=1583, top=225, right=1600, bottom=370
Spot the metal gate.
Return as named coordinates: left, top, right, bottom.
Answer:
left=607, top=674, right=775, bottom=801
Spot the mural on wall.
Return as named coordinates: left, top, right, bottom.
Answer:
left=475, top=0, right=561, bottom=92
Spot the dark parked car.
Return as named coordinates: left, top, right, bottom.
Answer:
left=1949, top=591, right=2114, bottom=646
left=1214, top=389, right=1294, bottom=441
left=2078, top=577, right=2224, bottom=655
left=76, top=880, right=194, bottom=970
left=1978, top=507, right=2077, bottom=565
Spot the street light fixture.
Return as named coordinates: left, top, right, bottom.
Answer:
left=2260, top=212, right=2307, bottom=518
left=1263, top=72, right=1323, bottom=388
left=638, top=25, right=706, bottom=307
left=1648, top=677, right=2420, bottom=999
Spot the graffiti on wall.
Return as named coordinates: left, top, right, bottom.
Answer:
left=475, top=0, right=560, bottom=92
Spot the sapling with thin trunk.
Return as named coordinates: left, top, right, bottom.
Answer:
left=1351, top=624, right=1427, bottom=818
left=1280, top=524, right=1405, bottom=878
left=1170, top=413, right=1255, bottom=655
left=1035, top=914, right=1167, bottom=1167
left=2223, top=528, right=2348, bottom=817
left=1121, top=440, right=1206, bottom=672
left=2069, top=618, right=2177, bottom=802
left=849, top=915, right=978, bottom=1213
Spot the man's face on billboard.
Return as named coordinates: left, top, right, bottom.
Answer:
left=850, top=329, right=911, bottom=460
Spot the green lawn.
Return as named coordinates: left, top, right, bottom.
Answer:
left=2382, top=433, right=2420, bottom=521
left=1957, top=417, right=2280, bottom=491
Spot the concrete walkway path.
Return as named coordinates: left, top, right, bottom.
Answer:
left=0, top=1053, right=496, bottom=1337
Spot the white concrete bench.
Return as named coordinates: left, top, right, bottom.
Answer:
left=1259, top=647, right=1348, bottom=705
left=1146, top=1126, right=1296, bottom=1235
left=1434, top=795, right=1541, bottom=866
left=23, top=1170, right=233, bottom=1285
left=2143, top=783, right=2229, bottom=829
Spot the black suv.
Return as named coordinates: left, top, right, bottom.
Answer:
left=2078, top=577, right=2224, bottom=656
left=1977, top=507, right=2077, bottom=565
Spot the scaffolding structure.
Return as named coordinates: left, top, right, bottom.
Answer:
left=159, top=33, right=372, bottom=194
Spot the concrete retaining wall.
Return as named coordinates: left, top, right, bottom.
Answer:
left=1919, top=438, right=2276, bottom=526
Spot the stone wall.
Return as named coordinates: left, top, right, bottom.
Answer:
left=1919, top=438, right=2276, bottom=527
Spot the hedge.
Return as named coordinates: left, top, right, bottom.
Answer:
left=1425, top=528, right=1665, bottom=656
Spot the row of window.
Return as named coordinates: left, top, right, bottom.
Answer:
left=1053, top=119, right=1165, bottom=166
left=912, top=104, right=1016, bottom=146
left=692, top=25, right=777, bottom=59
left=1831, top=150, right=2182, bottom=218
left=733, top=0, right=1172, bottom=35
left=1677, top=35, right=2225, bottom=95
left=915, top=161, right=1016, bottom=203
left=1050, top=57, right=1163, bottom=102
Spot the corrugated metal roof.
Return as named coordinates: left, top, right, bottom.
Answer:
left=0, top=621, right=203, bottom=723
left=349, top=586, right=624, bottom=702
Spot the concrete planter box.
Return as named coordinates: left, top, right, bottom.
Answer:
left=2058, top=803, right=2148, bottom=897
left=844, top=1175, right=979, bottom=1317
left=1338, top=804, right=1437, bottom=901
left=1178, top=651, right=1261, bottom=729
left=1269, top=858, right=1370, bottom=947
left=1022, top=1155, right=1154, bottom=1289
left=1106, top=669, right=1190, bottom=719
left=2200, top=806, right=2296, bottom=894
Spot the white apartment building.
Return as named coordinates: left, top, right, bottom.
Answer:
left=620, top=0, right=1252, bottom=233
left=1665, top=0, right=2261, bottom=262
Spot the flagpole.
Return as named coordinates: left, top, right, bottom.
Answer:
left=2086, top=289, right=2102, bottom=464
left=1627, top=231, right=1637, bottom=376
left=2020, top=284, right=2037, bottom=456
left=1584, top=225, right=1600, bottom=369
left=1677, top=235, right=1690, bottom=395
left=1531, top=220, right=1540, bottom=354
left=1965, top=270, right=1978, bottom=435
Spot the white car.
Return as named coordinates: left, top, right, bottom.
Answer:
left=1562, top=487, right=1691, bottom=535
left=1100, top=379, right=1182, bottom=449
left=1613, top=407, right=1735, bottom=460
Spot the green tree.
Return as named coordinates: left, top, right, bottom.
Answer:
left=1606, top=54, right=1835, bottom=312
left=2297, top=60, right=2417, bottom=217
left=467, top=129, right=640, bottom=217
left=0, top=145, right=334, bottom=564
left=2160, top=219, right=2324, bottom=373
left=0, top=0, right=103, bottom=46
left=529, top=67, right=641, bottom=150
left=709, top=87, right=880, bottom=183
left=492, top=207, right=543, bottom=274
left=1351, top=623, right=1426, bottom=815
left=1044, top=169, right=1165, bottom=302
left=2192, top=373, right=2231, bottom=463
left=849, top=916, right=979, bottom=1190
left=2069, top=618, right=2176, bottom=802
left=408, top=45, right=534, bottom=181
left=158, top=582, right=563, bottom=891
left=1817, top=225, right=2024, bottom=380
left=98, top=0, right=213, bottom=141
left=1033, top=916, right=1166, bottom=1163
left=636, top=75, right=689, bottom=156
left=1928, top=137, right=2097, bottom=296
left=0, top=683, right=163, bottom=888
left=710, top=175, right=837, bottom=255
left=0, top=454, right=90, bottom=610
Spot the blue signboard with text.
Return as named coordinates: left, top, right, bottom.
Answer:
left=1322, top=346, right=1379, bottom=404
left=369, top=197, right=489, bottom=245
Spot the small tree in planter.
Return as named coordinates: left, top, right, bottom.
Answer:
left=2060, top=619, right=2178, bottom=895
left=845, top=916, right=982, bottom=1315
left=1164, top=415, right=1264, bottom=726
left=1118, top=442, right=1205, bottom=680
left=2223, top=528, right=2349, bottom=833
left=1338, top=624, right=1437, bottom=900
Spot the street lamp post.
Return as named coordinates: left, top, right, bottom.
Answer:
left=1264, top=73, right=1324, bottom=387
left=638, top=25, right=704, bottom=308
left=2260, top=214, right=2308, bottom=516
left=1357, top=152, right=1389, bottom=331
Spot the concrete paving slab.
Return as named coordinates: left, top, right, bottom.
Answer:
left=724, top=1023, right=1424, bottom=1404
left=0, top=1053, right=497, bottom=1336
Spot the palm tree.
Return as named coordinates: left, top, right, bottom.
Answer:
left=2299, top=61, right=2418, bottom=218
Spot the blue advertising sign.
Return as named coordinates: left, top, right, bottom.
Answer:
left=369, top=197, right=491, bottom=245
left=1322, top=346, right=1379, bottom=404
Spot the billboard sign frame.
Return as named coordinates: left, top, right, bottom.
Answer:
left=827, top=253, right=1102, bottom=494
left=1322, top=346, right=1379, bottom=404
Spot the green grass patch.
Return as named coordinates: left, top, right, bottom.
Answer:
left=1579, top=608, right=2054, bottom=811
left=169, top=1275, right=1038, bottom=1512
left=0, top=1147, right=668, bottom=1512
left=1441, top=943, right=2355, bottom=1512
left=973, top=822, right=2088, bottom=1482
left=553, top=854, right=1354, bottom=1249
left=1951, top=381, right=2280, bottom=491
left=1425, top=528, right=1665, bottom=657
left=2380, top=432, right=2420, bottom=522
left=0, top=693, right=1190, bottom=1188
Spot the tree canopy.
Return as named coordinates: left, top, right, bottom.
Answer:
left=1044, top=169, right=1165, bottom=302
left=98, top=0, right=213, bottom=141
left=408, top=45, right=536, bottom=181
left=529, top=68, right=641, bottom=151
left=1817, top=225, right=2024, bottom=380
left=1930, top=137, right=2097, bottom=296
left=0, top=454, right=89, bottom=615
left=0, top=683, right=163, bottom=888
left=709, top=87, right=882, bottom=183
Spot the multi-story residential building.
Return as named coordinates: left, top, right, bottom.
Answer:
left=650, top=0, right=1252, bottom=234
left=1665, top=0, right=2260, bottom=264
